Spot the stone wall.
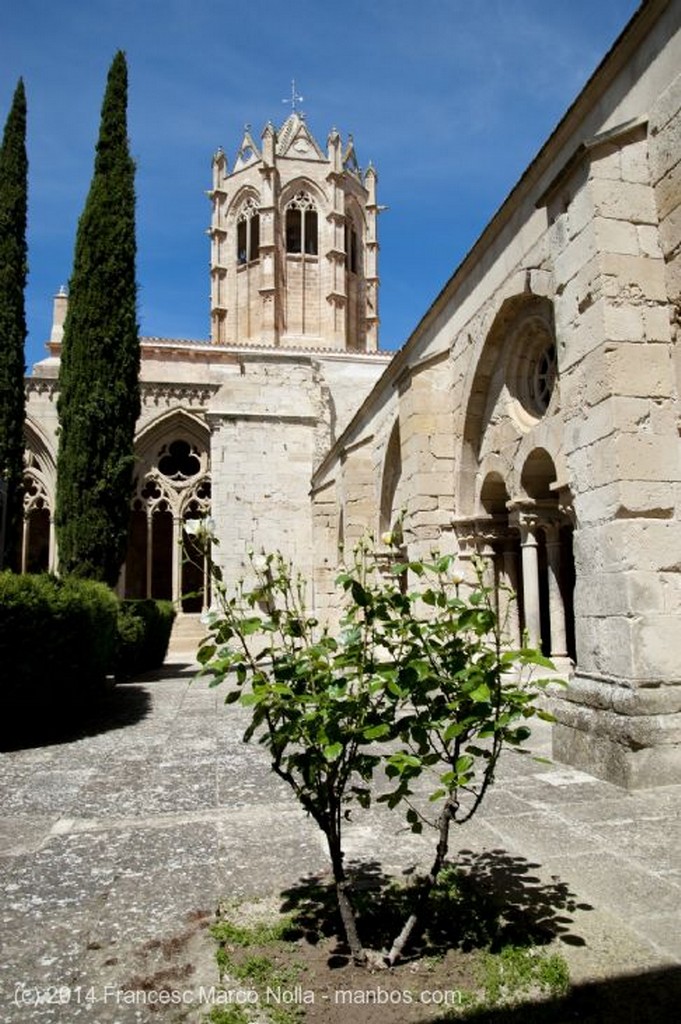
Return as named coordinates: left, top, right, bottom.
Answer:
left=310, top=1, right=681, bottom=787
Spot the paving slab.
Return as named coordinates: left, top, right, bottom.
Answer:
left=1, top=658, right=680, bottom=1023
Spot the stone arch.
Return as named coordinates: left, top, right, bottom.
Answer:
left=337, top=505, right=345, bottom=559
left=472, top=466, right=524, bottom=641
left=520, top=446, right=557, bottom=500
left=344, top=196, right=366, bottom=349
left=22, top=420, right=57, bottom=573
left=280, top=179, right=326, bottom=339
left=479, top=469, right=509, bottom=516
left=227, top=184, right=261, bottom=221
left=135, top=408, right=209, bottom=480
left=279, top=176, right=327, bottom=211
left=125, top=410, right=211, bottom=609
left=513, top=447, right=576, bottom=661
left=231, top=190, right=261, bottom=266
left=379, top=420, right=403, bottom=537
left=458, top=292, right=556, bottom=516
left=512, top=422, right=570, bottom=504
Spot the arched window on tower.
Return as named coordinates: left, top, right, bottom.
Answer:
left=236, top=196, right=260, bottom=265
left=285, top=191, right=318, bottom=255
left=345, top=222, right=358, bottom=273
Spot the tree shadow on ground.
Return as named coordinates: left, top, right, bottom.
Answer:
left=279, top=849, right=590, bottom=965
left=429, top=963, right=681, bottom=1023
left=1, top=681, right=151, bottom=751
left=134, top=660, right=199, bottom=682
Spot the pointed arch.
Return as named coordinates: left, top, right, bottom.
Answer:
left=279, top=176, right=328, bottom=210
left=458, top=292, right=556, bottom=515
left=379, top=420, right=404, bottom=535
left=284, top=187, right=320, bottom=255
left=21, top=420, right=58, bottom=573
left=135, top=408, right=210, bottom=466
left=125, top=409, right=211, bottom=608
left=228, top=186, right=262, bottom=266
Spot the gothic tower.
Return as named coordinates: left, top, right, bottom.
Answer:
left=208, top=112, right=379, bottom=351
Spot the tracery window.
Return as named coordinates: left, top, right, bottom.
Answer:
left=529, top=343, right=557, bottom=416
left=285, top=191, right=318, bottom=255
left=345, top=222, right=358, bottom=273
left=22, top=451, right=53, bottom=574
left=236, top=196, right=260, bottom=265
left=157, top=439, right=201, bottom=481
left=125, top=433, right=211, bottom=609
left=507, top=314, right=558, bottom=428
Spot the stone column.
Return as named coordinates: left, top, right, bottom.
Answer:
left=20, top=516, right=28, bottom=574
left=172, top=517, right=182, bottom=608
left=48, top=516, right=57, bottom=574
left=518, top=518, right=541, bottom=648
left=501, top=537, right=521, bottom=645
left=203, top=546, right=210, bottom=614
left=545, top=522, right=568, bottom=658
left=146, top=512, right=153, bottom=599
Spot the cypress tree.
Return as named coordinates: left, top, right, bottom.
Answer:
left=0, top=80, right=28, bottom=571
left=56, top=52, right=140, bottom=586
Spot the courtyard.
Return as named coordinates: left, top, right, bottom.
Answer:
left=1, top=651, right=680, bottom=1022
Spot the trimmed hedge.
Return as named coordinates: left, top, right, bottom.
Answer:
left=115, top=598, right=176, bottom=679
left=0, top=571, right=119, bottom=707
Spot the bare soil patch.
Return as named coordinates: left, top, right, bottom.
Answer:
left=210, top=860, right=579, bottom=1023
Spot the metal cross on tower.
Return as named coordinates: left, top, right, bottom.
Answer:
left=282, top=79, right=304, bottom=114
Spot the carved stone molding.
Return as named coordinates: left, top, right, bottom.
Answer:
left=26, top=378, right=58, bottom=400
left=141, top=382, right=220, bottom=408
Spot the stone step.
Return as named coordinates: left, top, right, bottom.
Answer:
left=167, top=612, right=206, bottom=658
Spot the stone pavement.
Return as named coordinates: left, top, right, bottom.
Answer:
left=1, top=656, right=680, bottom=1023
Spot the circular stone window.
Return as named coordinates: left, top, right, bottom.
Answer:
left=507, top=315, right=557, bottom=429
left=529, top=342, right=557, bottom=415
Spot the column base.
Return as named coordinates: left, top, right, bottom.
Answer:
left=550, top=672, right=681, bottom=789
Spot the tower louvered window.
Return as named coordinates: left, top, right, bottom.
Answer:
left=285, top=191, right=318, bottom=255
left=236, top=196, right=260, bottom=265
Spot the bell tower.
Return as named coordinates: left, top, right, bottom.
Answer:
left=208, top=112, right=379, bottom=351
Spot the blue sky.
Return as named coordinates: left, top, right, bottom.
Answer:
left=1, top=0, right=641, bottom=370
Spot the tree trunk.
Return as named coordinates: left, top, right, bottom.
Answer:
left=326, top=826, right=366, bottom=965
left=386, top=796, right=456, bottom=966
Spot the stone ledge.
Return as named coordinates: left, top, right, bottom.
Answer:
left=551, top=673, right=681, bottom=787
left=553, top=719, right=681, bottom=789
left=558, top=672, right=681, bottom=716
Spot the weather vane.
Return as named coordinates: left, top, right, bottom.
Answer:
left=282, top=79, right=304, bottom=114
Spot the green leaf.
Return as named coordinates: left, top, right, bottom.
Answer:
left=197, top=644, right=216, bottom=664
left=240, top=691, right=262, bottom=706
left=434, top=554, right=452, bottom=574
left=518, top=648, right=556, bottom=670
left=351, top=580, right=369, bottom=607
left=363, top=723, right=391, bottom=740
left=323, top=742, right=343, bottom=761
left=443, top=721, right=465, bottom=742
left=240, top=616, right=264, bottom=636
left=469, top=683, right=491, bottom=703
